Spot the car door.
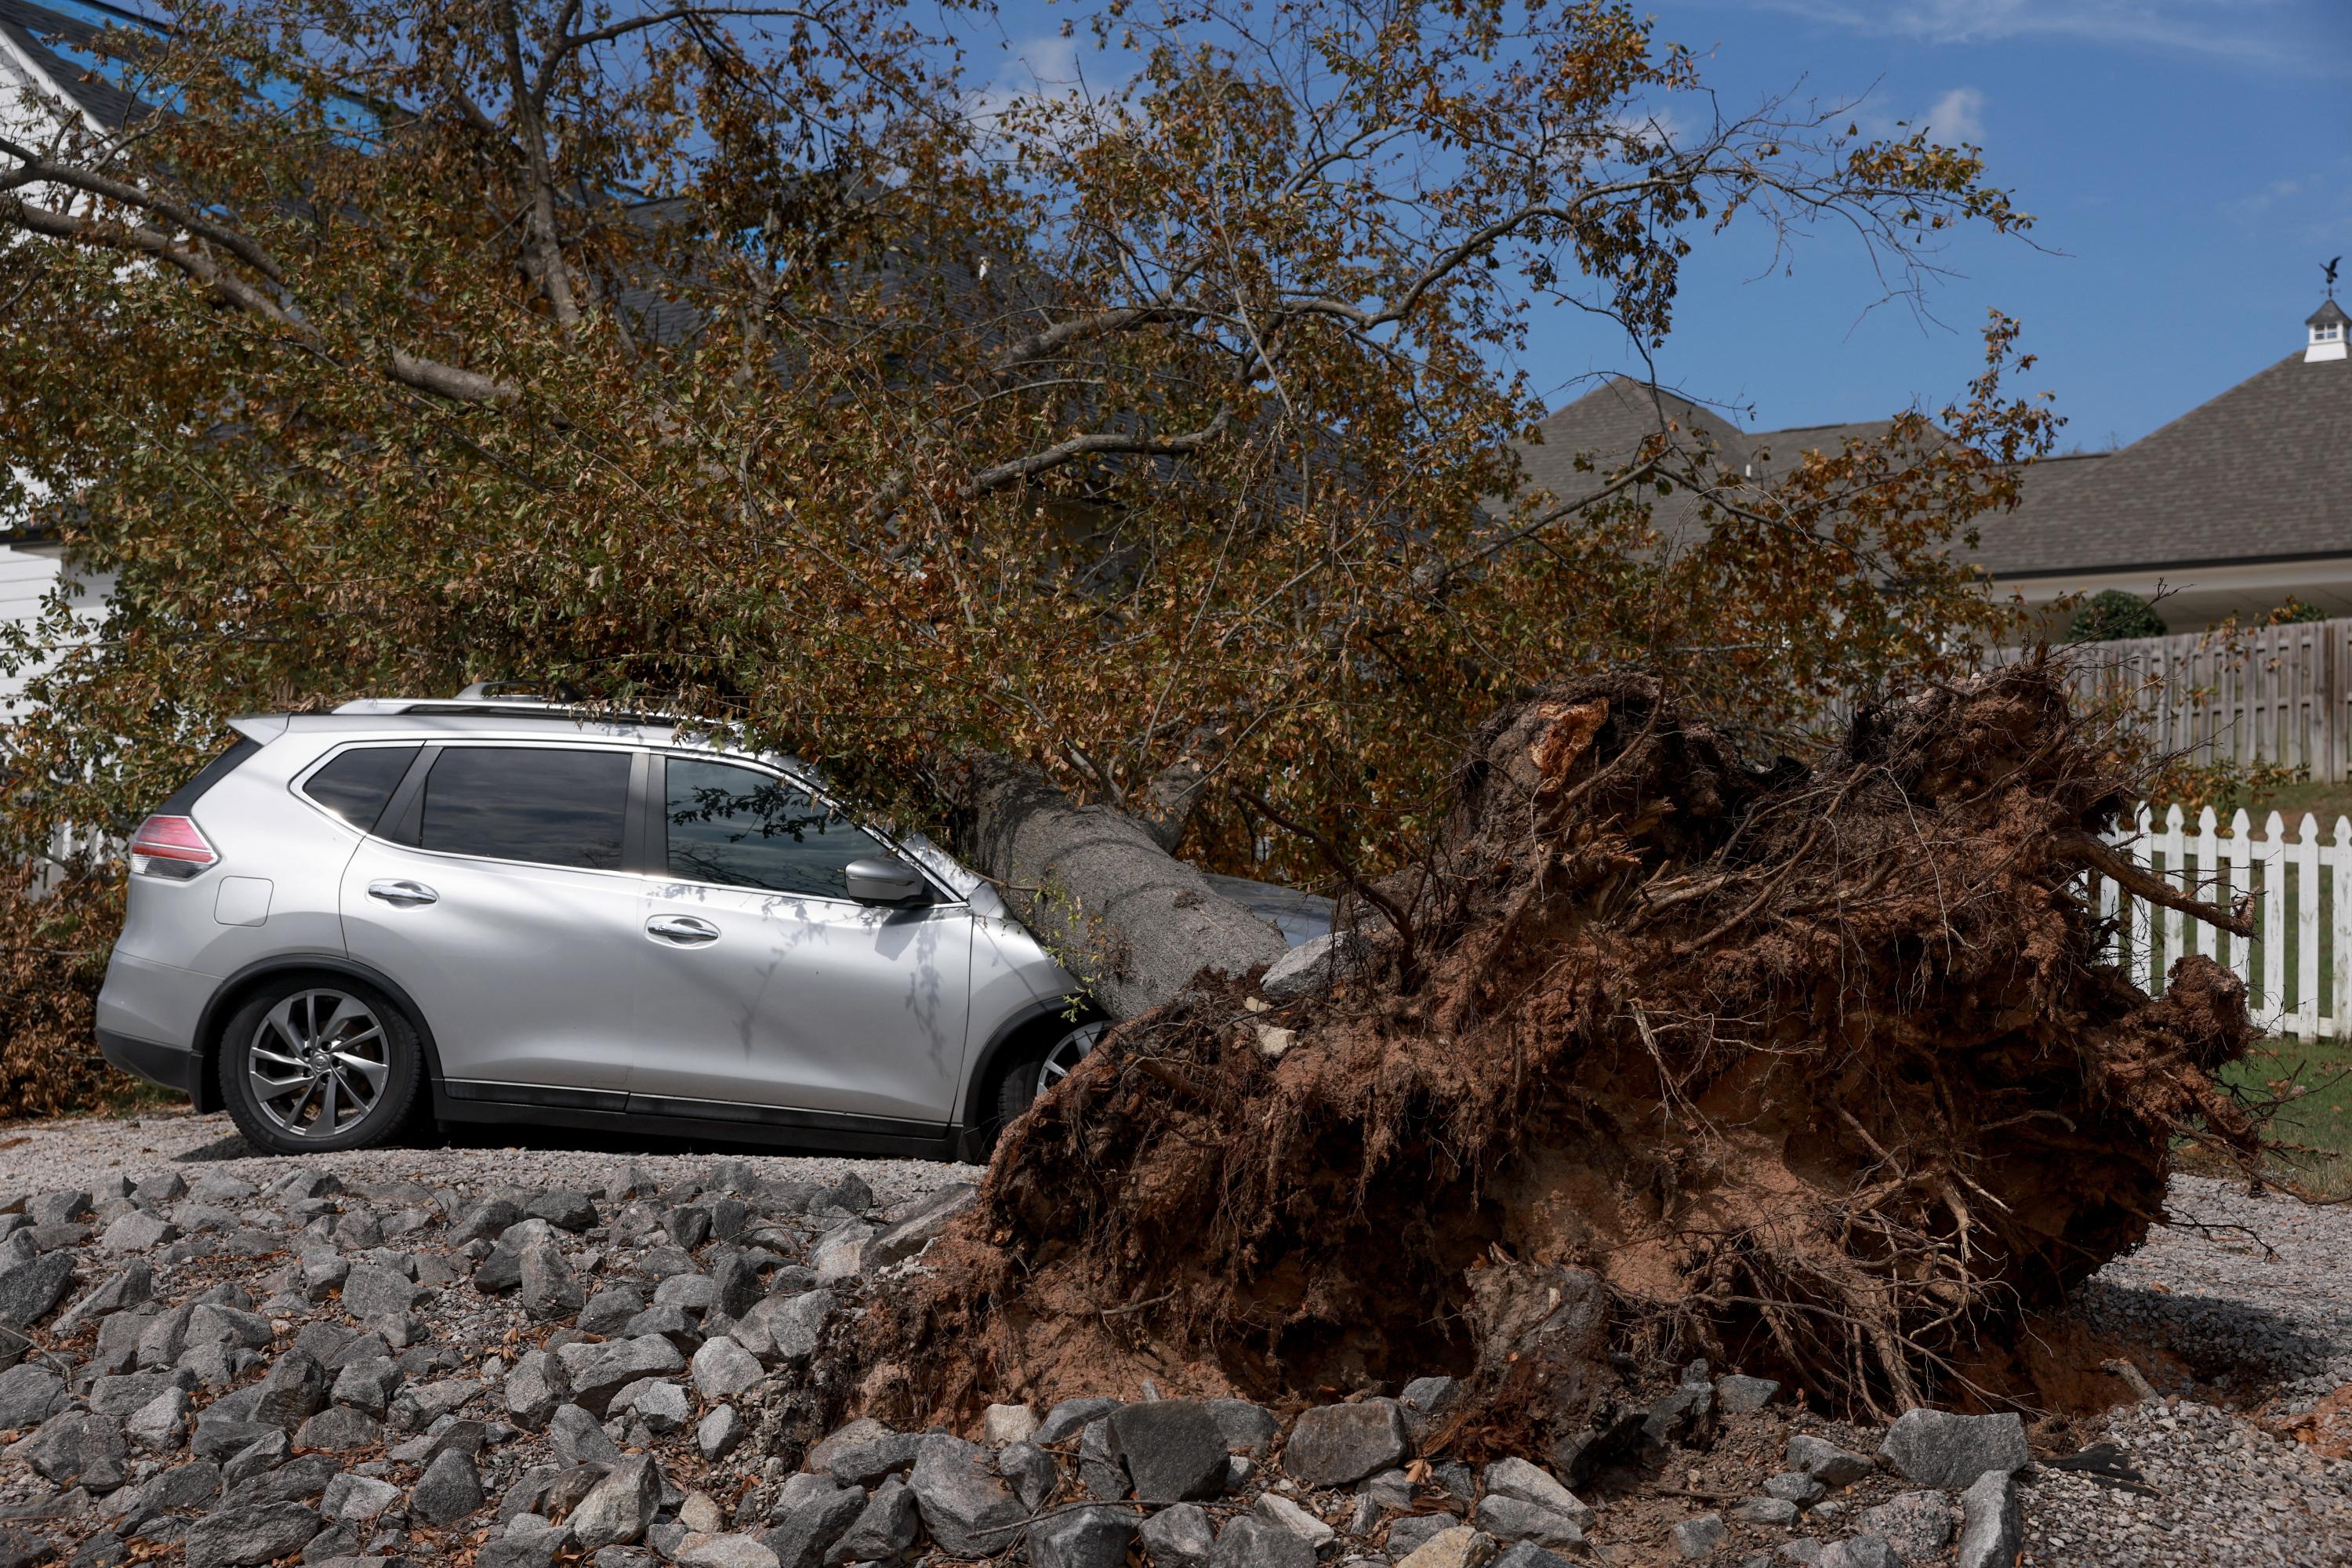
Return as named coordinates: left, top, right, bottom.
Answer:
left=338, top=741, right=652, bottom=1102
left=630, top=752, right=973, bottom=1126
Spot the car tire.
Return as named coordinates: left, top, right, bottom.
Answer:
left=218, top=975, right=424, bottom=1154
left=989, top=1018, right=1105, bottom=1129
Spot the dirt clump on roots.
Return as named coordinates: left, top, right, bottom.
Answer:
left=863, top=660, right=2262, bottom=1462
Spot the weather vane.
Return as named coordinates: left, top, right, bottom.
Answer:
left=2328, top=256, right=2343, bottom=300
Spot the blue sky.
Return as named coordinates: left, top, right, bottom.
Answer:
left=972, top=0, right=2352, bottom=448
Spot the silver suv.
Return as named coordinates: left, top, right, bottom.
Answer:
left=95, top=695, right=1321, bottom=1158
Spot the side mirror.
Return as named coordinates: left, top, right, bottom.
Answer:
left=844, top=855, right=927, bottom=904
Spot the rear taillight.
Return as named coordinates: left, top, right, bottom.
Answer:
left=129, top=815, right=217, bottom=880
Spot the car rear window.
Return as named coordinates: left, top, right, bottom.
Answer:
left=158, top=737, right=261, bottom=816
left=302, top=745, right=419, bottom=832
left=418, top=746, right=630, bottom=870
left=664, top=757, right=895, bottom=899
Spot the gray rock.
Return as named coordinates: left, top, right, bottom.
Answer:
left=579, top=1287, right=645, bottom=1335
left=328, top=1355, right=401, bottom=1417
left=1730, top=1498, right=1799, bottom=1526
left=1079, top=1417, right=1125, bottom=1500
left=613, top=1377, right=690, bottom=1435
left=293, top=1406, right=381, bottom=1451
left=221, top=1426, right=290, bottom=1484
left=124, top=1386, right=192, bottom=1452
left=1488, top=1545, right=1570, bottom=1568
left=551, top=1403, right=626, bottom=1468
left=503, top=1348, right=569, bottom=1429
left=1953, top=1470, right=2021, bottom=1568
left=1210, top=1516, right=1316, bottom=1568
left=1875, top=1411, right=2029, bottom=1489
left=862, top=1184, right=976, bottom=1271
left=828, top=1477, right=919, bottom=1563
left=1814, top=1538, right=1900, bottom=1568
left=698, top=1404, right=746, bottom=1462
left=1764, top=1472, right=1825, bottom=1504
left=57, top=1260, right=154, bottom=1334
left=1480, top=1458, right=1592, bottom=1528
left=572, top=1456, right=661, bottom=1552
left=482, top=1520, right=574, bottom=1568
left=183, top=1501, right=321, bottom=1568
left=0, top=1253, right=75, bottom=1328
left=1036, top=1396, right=1123, bottom=1445
left=1206, top=1399, right=1279, bottom=1457
left=1671, top=1514, right=1726, bottom=1560
left=1399, top=1377, right=1460, bottom=1416
left=907, top=1432, right=1026, bottom=1556
left=810, top=1224, right=874, bottom=1283
left=339, top=1263, right=420, bottom=1325
left=1140, top=1502, right=1216, bottom=1568
left=1785, top=1435, right=1875, bottom=1486
left=321, top=1473, right=404, bottom=1524
left=252, top=1350, right=329, bottom=1428
left=823, top=1430, right=919, bottom=1488
left=1253, top=1494, right=1333, bottom=1548
left=655, top=1272, right=720, bottom=1312
left=1283, top=1400, right=1412, bottom=1488
left=762, top=1481, right=865, bottom=1568
left=412, top=1446, right=486, bottom=1526
left=1259, top=931, right=1353, bottom=1000
left=677, top=1535, right=780, bottom=1568
left=709, top=1253, right=763, bottom=1320
left=13, top=1409, right=126, bottom=1489
left=521, top=1239, right=586, bottom=1321
left=1473, top=1496, right=1584, bottom=1549
left=692, top=1337, right=764, bottom=1400
left=998, top=1439, right=1058, bottom=1512
left=1645, top=1373, right=1715, bottom=1450
left=815, top=1174, right=873, bottom=1214
left=1029, top=1504, right=1139, bottom=1568
left=0, top=1363, right=64, bottom=1426
left=101, top=1210, right=178, bottom=1254
left=456, top=1199, right=524, bottom=1244
left=26, top=1191, right=89, bottom=1225
left=1853, top=1492, right=1953, bottom=1563
left=1715, top=1375, right=1780, bottom=1414
left=527, top=1192, right=600, bottom=1231
left=1385, top=1515, right=1459, bottom=1559
left=187, top=1302, right=273, bottom=1349
left=557, top=1336, right=685, bottom=1415
left=477, top=1218, right=560, bottom=1292
left=1108, top=1399, right=1230, bottom=1501
left=389, top=1376, right=479, bottom=1431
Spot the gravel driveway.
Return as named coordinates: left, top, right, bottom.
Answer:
left=0, top=1112, right=2341, bottom=1567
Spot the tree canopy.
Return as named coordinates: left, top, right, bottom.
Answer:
left=0, top=0, right=2057, bottom=1101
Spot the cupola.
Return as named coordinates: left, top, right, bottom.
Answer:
left=2310, top=297, right=2350, bottom=363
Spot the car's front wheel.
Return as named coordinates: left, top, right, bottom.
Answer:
left=992, top=1018, right=1104, bottom=1127
left=218, top=976, right=423, bottom=1153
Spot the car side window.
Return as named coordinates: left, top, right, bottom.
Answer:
left=417, top=746, right=630, bottom=870
left=665, top=757, right=895, bottom=899
left=302, top=745, right=419, bottom=832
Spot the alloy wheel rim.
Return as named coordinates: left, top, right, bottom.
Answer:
left=1037, top=1021, right=1102, bottom=1094
left=247, top=989, right=390, bottom=1139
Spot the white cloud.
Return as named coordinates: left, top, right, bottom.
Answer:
left=1723, top=0, right=2326, bottom=72
left=1920, top=85, right=1986, bottom=143
left=966, top=31, right=1092, bottom=128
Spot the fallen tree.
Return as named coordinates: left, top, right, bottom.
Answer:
left=865, top=659, right=2261, bottom=1454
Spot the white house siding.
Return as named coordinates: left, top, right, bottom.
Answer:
left=0, top=543, right=112, bottom=720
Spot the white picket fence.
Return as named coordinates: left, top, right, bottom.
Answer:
left=2093, top=806, right=2352, bottom=1039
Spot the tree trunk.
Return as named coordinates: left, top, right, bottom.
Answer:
left=949, top=756, right=1286, bottom=1018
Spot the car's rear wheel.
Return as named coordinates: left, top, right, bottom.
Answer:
left=991, top=1018, right=1104, bottom=1127
left=218, top=976, right=423, bottom=1154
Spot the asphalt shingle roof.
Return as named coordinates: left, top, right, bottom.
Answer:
left=1965, top=348, right=2352, bottom=577
left=0, top=0, right=158, bottom=131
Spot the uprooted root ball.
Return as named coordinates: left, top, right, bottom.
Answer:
left=864, top=661, right=2261, bottom=1455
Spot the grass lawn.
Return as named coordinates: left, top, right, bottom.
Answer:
left=2216, top=1031, right=2352, bottom=1198
left=2241, top=778, right=2352, bottom=832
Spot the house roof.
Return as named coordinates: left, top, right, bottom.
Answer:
left=1964, top=345, right=2352, bottom=578
left=1510, top=376, right=1750, bottom=543
left=0, top=0, right=161, bottom=131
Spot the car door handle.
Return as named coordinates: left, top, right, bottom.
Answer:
left=366, top=880, right=438, bottom=908
left=646, top=913, right=720, bottom=946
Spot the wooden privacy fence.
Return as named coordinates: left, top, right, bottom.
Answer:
left=2093, top=806, right=2352, bottom=1040
left=2021, top=617, right=2352, bottom=783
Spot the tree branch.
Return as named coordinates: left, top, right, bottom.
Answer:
left=0, top=136, right=286, bottom=285
left=966, top=408, right=1232, bottom=495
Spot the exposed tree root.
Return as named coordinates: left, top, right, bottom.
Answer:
left=863, top=660, right=2262, bottom=1455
